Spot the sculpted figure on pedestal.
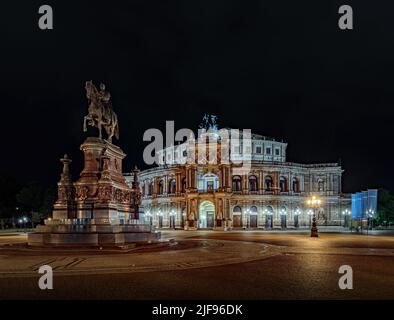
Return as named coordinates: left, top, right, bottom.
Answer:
left=83, top=81, right=119, bottom=142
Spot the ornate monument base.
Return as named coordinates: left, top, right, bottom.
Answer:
left=28, top=137, right=160, bottom=247
left=28, top=222, right=160, bottom=246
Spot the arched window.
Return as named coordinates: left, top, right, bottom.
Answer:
left=233, top=206, right=242, bottom=214
left=264, top=206, right=273, bottom=228
left=198, top=173, right=219, bottom=191
left=146, top=180, right=153, bottom=195
left=249, top=175, right=258, bottom=192
left=279, top=176, right=288, bottom=192
left=141, top=182, right=145, bottom=196
left=158, top=180, right=164, bottom=194
left=250, top=206, right=258, bottom=214
left=181, top=177, right=186, bottom=193
left=169, top=179, right=176, bottom=194
left=292, top=177, right=300, bottom=193
left=232, top=206, right=242, bottom=227
left=149, top=180, right=154, bottom=195
left=318, top=179, right=324, bottom=192
left=265, top=176, right=273, bottom=191
left=279, top=206, right=287, bottom=228
left=232, top=176, right=242, bottom=192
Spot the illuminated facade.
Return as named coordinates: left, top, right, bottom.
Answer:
left=125, top=128, right=351, bottom=230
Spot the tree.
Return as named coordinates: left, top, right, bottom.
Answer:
left=0, top=174, right=20, bottom=219
left=16, top=182, right=53, bottom=227
left=376, top=189, right=394, bottom=226
left=16, top=182, right=44, bottom=213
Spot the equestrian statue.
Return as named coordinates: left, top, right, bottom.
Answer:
left=83, top=80, right=119, bottom=142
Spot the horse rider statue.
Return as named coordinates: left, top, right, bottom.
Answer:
left=83, top=80, right=119, bottom=143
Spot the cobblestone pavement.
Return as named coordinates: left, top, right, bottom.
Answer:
left=0, top=231, right=393, bottom=299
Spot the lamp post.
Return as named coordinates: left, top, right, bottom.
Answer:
left=23, top=217, right=28, bottom=231
left=307, top=209, right=313, bottom=227
left=342, top=209, right=351, bottom=228
left=294, top=208, right=301, bottom=228
left=170, top=209, right=176, bottom=229
left=146, top=211, right=152, bottom=226
left=279, top=208, right=286, bottom=229
left=306, top=196, right=321, bottom=237
left=263, top=208, right=272, bottom=228
left=366, top=209, right=374, bottom=235
left=158, top=209, right=163, bottom=228
left=246, top=208, right=251, bottom=229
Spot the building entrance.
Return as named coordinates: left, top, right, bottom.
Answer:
left=199, top=201, right=215, bottom=228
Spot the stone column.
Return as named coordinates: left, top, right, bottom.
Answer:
left=191, top=166, right=197, bottom=190
left=226, top=166, right=232, bottom=192
left=243, top=174, right=249, bottom=194
left=176, top=202, right=181, bottom=228
left=219, top=167, right=224, bottom=191
left=153, top=177, right=159, bottom=196
left=273, top=172, right=279, bottom=195
left=176, top=172, right=181, bottom=195
left=163, top=175, right=168, bottom=195
left=258, top=170, right=264, bottom=194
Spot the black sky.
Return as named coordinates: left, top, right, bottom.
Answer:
left=0, top=0, right=393, bottom=194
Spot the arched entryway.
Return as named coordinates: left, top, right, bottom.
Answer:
left=249, top=206, right=258, bottom=228
left=264, top=206, right=273, bottom=228
left=280, top=206, right=287, bottom=229
left=232, top=206, right=242, bottom=228
left=199, top=201, right=215, bottom=229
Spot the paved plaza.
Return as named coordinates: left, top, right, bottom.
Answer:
left=0, top=230, right=393, bottom=299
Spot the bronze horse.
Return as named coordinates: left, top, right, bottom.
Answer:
left=83, top=80, right=119, bottom=142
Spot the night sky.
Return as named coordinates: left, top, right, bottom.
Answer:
left=1, top=1, right=393, bottom=194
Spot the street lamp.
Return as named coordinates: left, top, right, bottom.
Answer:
left=294, top=208, right=301, bottom=228
left=342, top=209, right=351, bottom=228
left=307, top=209, right=313, bottom=227
left=146, top=211, right=152, bottom=226
left=366, top=208, right=374, bottom=235
left=158, top=209, right=163, bottom=228
left=169, top=209, right=176, bottom=229
left=279, top=208, right=286, bottom=229
left=246, top=208, right=251, bottom=228
left=306, top=195, right=321, bottom=237
left=263, top=208, right=273, bottom=228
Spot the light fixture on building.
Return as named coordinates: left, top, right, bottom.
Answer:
left=294, top=208, right=301, bottom=216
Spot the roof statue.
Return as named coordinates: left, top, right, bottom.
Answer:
left=199, top=114, right=218, bottom=131
left=83, top=80, right=119, bottom=142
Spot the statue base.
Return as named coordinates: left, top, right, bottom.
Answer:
left=28, top=221, right=160, bottom=246
left=28, top=137, right=160, bottom=246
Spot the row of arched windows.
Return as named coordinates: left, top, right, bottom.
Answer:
left=232, top=175, right=300, bottom=193
left=142, top=178, right=186, bottom=196
left=142, top=175, right=301, bottom=195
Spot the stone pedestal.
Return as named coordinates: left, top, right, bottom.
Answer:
left=28, top=137, right=160, bottom=247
